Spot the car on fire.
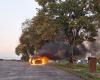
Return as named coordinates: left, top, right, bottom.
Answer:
left=29, top=55, right=48, bottom=65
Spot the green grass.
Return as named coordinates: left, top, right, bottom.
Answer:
left=50, top=63, right=100, bottom=80
left=96, top=78, right=100, bottom=80
left=96, top=69, right=100, bottom=73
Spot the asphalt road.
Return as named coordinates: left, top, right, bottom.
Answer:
left=0, top=61, right=80, bottom=80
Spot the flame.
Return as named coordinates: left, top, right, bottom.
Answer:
left=29, top=56, right=48, bottom=65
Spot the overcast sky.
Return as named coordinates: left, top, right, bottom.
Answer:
left=0, top=0, right=38, bottom=59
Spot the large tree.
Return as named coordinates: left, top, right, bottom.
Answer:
left=15, top=0, right=100, bottom=62
left=15, top=19, right=38, bottom=61
left=34, top=0, right=100, bottom=62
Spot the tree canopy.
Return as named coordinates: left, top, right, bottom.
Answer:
left=15, top=0, right=100, bottom=61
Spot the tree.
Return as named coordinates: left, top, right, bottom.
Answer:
left=35, top=0, right=100, bottom=63
left=15, top=19, right=35, bottom=61
left=15, top=19, right=47, bottom=61
left=15, top=43, right=29, bottom=61
left=15, top=0, right=100, bottom=62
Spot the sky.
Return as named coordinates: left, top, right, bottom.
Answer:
left=0, top=0, right=38, bottom=59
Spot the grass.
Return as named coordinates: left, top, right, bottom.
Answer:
left=50, top=62, right=100, bottom=80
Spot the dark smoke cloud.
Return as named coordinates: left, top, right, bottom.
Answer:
left=39, top=41, right=88, bottom=60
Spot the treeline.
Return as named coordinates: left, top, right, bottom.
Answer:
left=15, top=0, right=100, bottom=61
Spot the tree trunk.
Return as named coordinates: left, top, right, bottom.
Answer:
left=69, top=56, right=74, bottom=64
left=69, top=44, right=74, bottom=64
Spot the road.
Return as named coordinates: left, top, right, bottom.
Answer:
left=0, top=61, right=80, bottom=80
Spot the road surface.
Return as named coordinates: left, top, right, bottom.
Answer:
left=0, top=61, right=80, bottom=80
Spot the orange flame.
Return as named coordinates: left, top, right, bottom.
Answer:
left=29, top=56, right=48, bottom=65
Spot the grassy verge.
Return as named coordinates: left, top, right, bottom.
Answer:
left=50, top=63, right=100, bottom=80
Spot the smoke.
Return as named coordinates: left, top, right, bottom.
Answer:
left=83, top=29, right=100, bottom=57
left=38, top=41, right=88, bottom=60
left=38, top=30, right=100, bottom=60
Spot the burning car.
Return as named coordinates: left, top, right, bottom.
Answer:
left=29, top=55, right=48, bottom=65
